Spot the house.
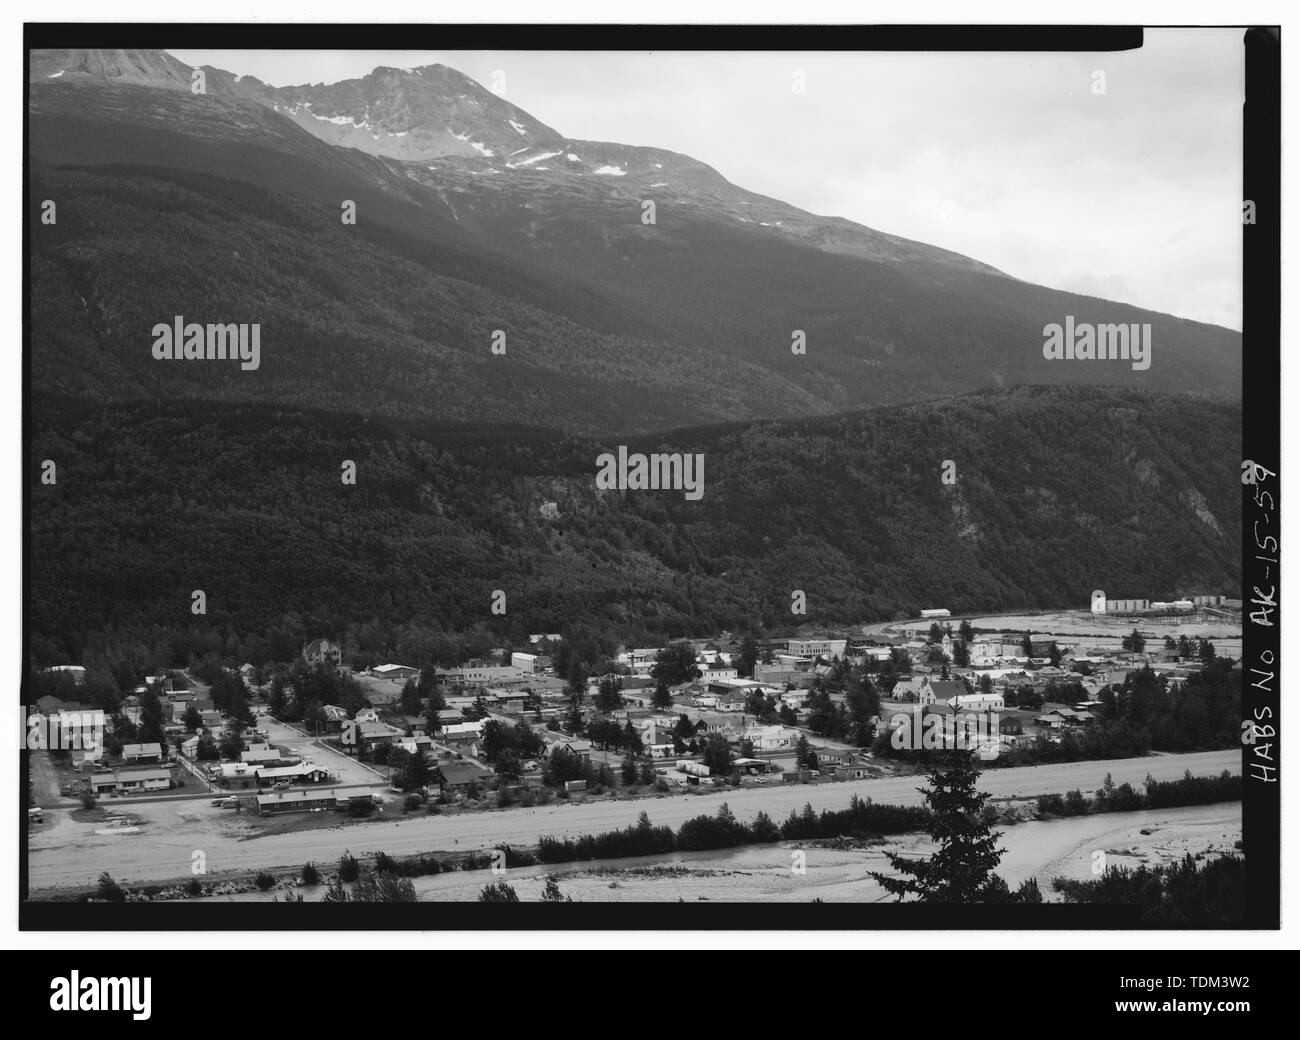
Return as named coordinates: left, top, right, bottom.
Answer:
left=255, top=763, right=333, bottom=785
left=256, top=789, right=338, bottom=815
left=432, top=761, right=494, bottom=795
left=919, top=678, right=967, bottom=706
left=743, top=724, right=799, bottom=752
left=215, top=762, right=261, bottom=788
left=121, top=742, right=164, bottom=764
left=393, top=734, right=434, bottom=759
left=890, top=677, right=927, bottom=701
left=88, top=771, right=121, bottom=795
left=779, top=689, right=812, bottom=710
left=442, top=721, right=485, bottom=743
left=321, top=704, right=349, bottom=732
left=492, top=689, right=532, bottom=712
left=353, top=708, right=381, bottom=724
left=548, top=738, right=592, bottom=763
left=435, top=707, right=464, bottom=727
left=951, top=691, right=1005, bottom=711
left=356, top=722, right=404, bottom=749
left=716, top=691, right=748, bottom=713
left=240, top=743, right=284, bottom=766
left=302, top=638, right=343, bottom=670
left=238, top=663, right=258, bottom=687
left=112, top=767, right=173, bottom=793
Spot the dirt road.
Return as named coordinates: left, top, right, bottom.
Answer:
left=26, top=749, right=1238, bottom=892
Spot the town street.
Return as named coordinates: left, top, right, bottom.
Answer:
left=26, top=749, right=1238, bottom=892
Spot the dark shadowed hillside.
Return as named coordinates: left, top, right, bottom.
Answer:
left=29, top=386, right=1240, bottom=664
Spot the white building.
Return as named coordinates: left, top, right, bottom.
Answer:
left=510, top=652, right=538, bottom=674
left=787, top=639, right=847, bottom=658
left=742, top=724, right=799, bottom=752
left=438, top=663, right=527, bottom=684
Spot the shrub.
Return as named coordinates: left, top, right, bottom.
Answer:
left=338, top=851, right=360, bottom=882
left=184, top=878, right=203, bottom=897
left=95, top=872, right=125, bottom=902
left=255, top=871, right=277, bottom=891
left=80, top=791, right=97, bottom=810
left=301, top=862, right=321, bottom=886
left=478, top=881, right=519, bottom=902
left=1036, top=793, right=1066, bottom=817
left=1063, top=789, right=1090, bottom=816
left=403, top=793, right=423, bottom=813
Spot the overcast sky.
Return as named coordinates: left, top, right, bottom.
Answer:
left=173, top=30, right=1244, bottom=330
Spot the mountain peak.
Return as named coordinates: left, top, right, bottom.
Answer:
left=263, top=60, right=563, bottom=161
left=29, top=48, right=194, bottom=89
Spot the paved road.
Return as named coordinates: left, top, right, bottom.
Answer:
left=26, top=749, right=1237, bottom=891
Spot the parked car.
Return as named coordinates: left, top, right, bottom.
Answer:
left=272, top=780, right=292, bottom=791
left=27, top=807, right=44, bottom=823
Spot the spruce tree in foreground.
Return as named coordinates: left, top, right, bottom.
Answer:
left=870, top=748, right=1006, bottom=903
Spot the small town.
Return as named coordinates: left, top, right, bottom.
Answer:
left=24, top=592, right=1244, bottom=905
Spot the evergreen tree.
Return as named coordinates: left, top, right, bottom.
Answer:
left=182, top=702, right=203, bottom=732
left=651, top=678, right=674, bottom=711
left=595, top=675, right=624, bottom=713
left=871, top=749, right=1006, bottom=903
left=1122, top=628, right=1146, bottom=654
left=736, top=635, right=759, bottom=679
left=563, top=696, right=584, bottom=735
left=399, top=678, right=422, bottom=715
left=138, top=689, right=166, bottom=745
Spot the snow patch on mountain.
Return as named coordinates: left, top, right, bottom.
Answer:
left=592, top=165, right=626, bottom=176
left=509, top=150, right=563, bottom=168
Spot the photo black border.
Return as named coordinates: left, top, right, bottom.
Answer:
left=20, top=22, right=1280, bottom=931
